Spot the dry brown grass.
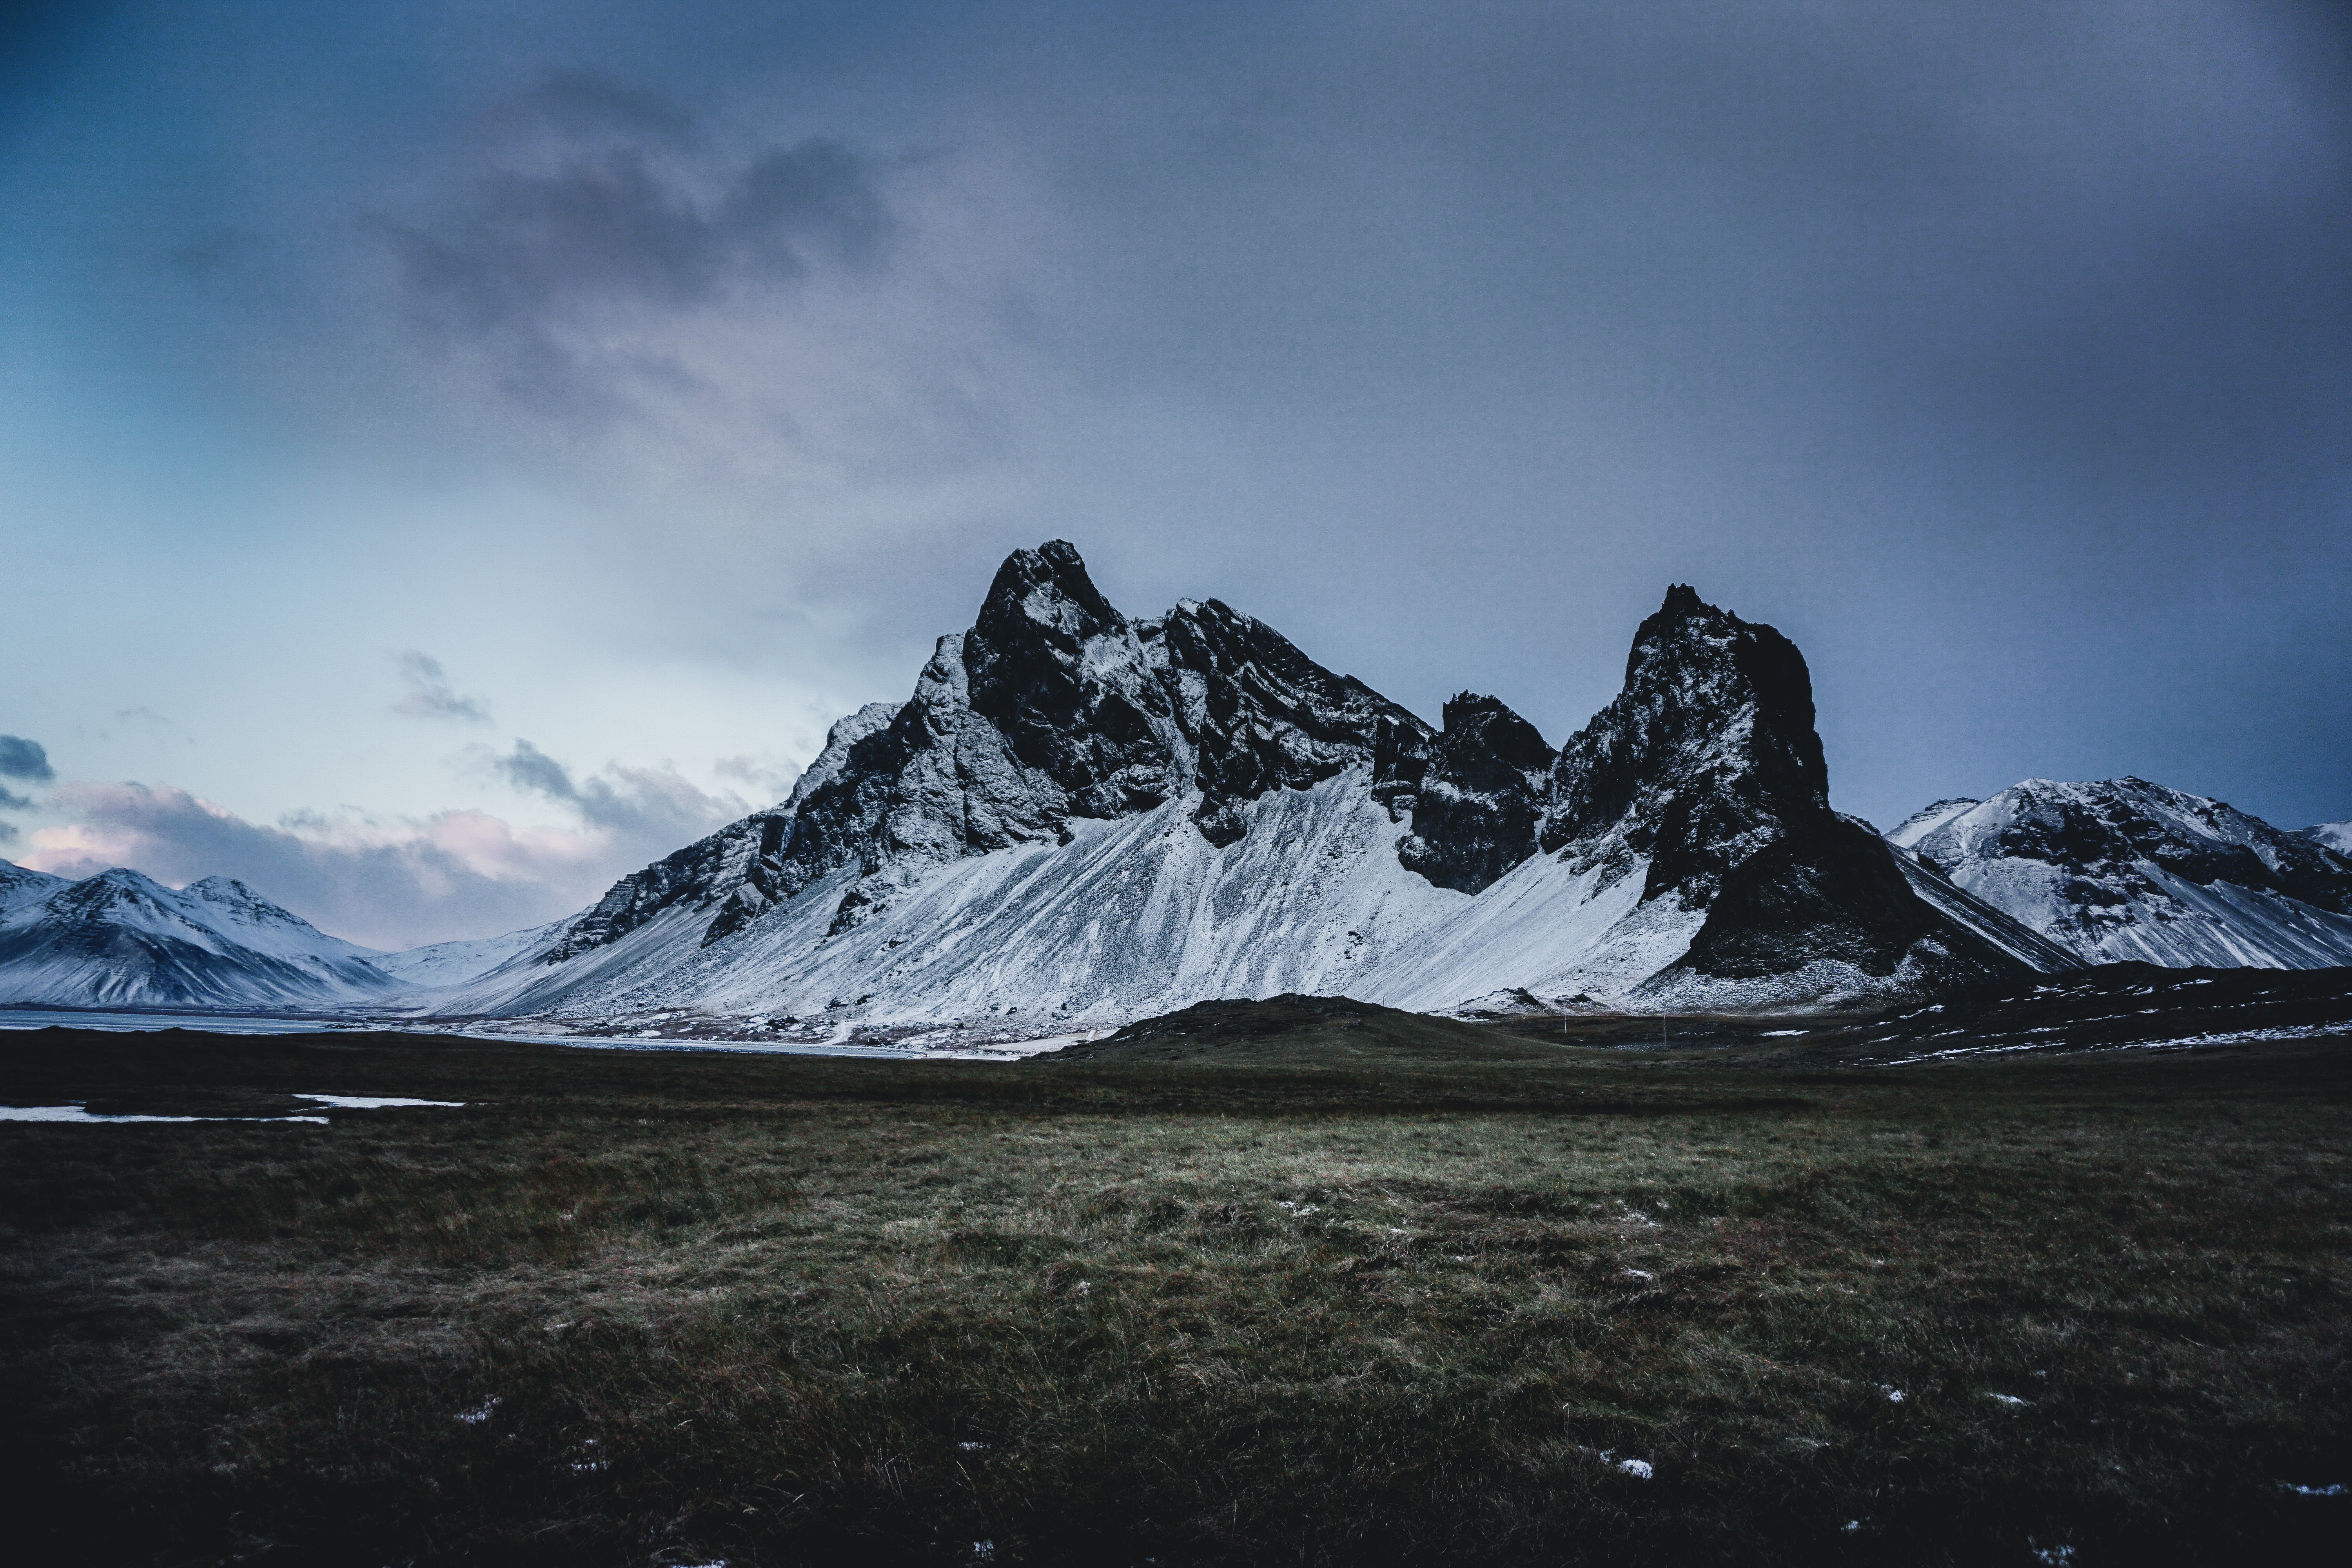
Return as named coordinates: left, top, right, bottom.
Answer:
left=2, top=1026, right=2348, bottom=1565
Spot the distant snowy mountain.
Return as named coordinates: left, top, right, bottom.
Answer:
left=0, top=869, right=404, bottom=1007
left=0, top=866, right=551, bottom=1009
left=1888, top=778, right=2352, bottom=968
left=2303, top=819, right=2352, bottom=856
left=428, top=544, right=2065, bottom=1025
left=368, top=920, right=571, bottom=990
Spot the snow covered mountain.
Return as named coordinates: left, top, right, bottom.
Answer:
left=1887, top=778, right=2352, bottom=968
left=0, top=869, right=408, bottom=1008
left=0, top=859, right=68, bottom=916
left=427, top=544, right=2066, bottom=1025
left=2303, top=818, right=2352, bottom=856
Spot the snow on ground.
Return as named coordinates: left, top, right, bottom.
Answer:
left=0, top=1104, right=330, bottom=1125
left=430, top=771, right=1719, bottom=1030
left=1879, top=1021, right=2348, bottom=1066
left=1886, top=798, right=1979, bottom=850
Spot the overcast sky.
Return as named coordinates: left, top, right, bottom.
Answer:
left=4, top=1, right=2347, bottom=948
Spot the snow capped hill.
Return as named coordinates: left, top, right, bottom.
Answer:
left=2303, top=819, right=2352, bottom=856
left=1891, top=778, right=2352, bottom=968
left=431, top=544, right=2060, bottom=1024
left=368, top=919, right=572, bottom=990
left=0, top=868, right=403, bottom=1007
left=0, top=865, right=559, bottom=1008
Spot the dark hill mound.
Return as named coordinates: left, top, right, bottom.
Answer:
left=1049, top=993, right=1573, bottom=1064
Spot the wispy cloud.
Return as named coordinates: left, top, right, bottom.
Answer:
left=391, top=650, right=492, bottom=723
left=713, top=751, right=800, bottom=802
left=494, top=739, right=744, bottom=843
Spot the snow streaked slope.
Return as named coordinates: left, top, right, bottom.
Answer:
left=1887, top=799, right=1979, bottom=851
left=1886, top=847, right=2082, bottom=972
left=1900, top=779, right=2352, bottom=968
left=1, top=860, right=67, bottom=915
left=369, top=919, right=573, bottom=990
left=436, top=772, right=1704, bottom=1022
left=438, top=770, right=2018, bottom=1026
left=0, top=869, right=403, bottom=1007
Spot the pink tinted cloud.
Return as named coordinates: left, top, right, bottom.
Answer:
left=23, top=775, right=739, bottom=950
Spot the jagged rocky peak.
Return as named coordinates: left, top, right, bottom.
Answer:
left=1397, top=693, right=1556, bottom=894
left=1149, top=595, right=1434, bottom=845
left=541, top=701, right=907, bottom=963
left=546, top=540, right=1438, bottom=957
left=784, top=541, right=1431, bottom=883
left=46, top=866, right=176, bottom=918
left=1540, top=584, right=1829, bottom=906
left=182, top=876, right=318, bottom=929
left=962, top=541, right=1190, bottom=819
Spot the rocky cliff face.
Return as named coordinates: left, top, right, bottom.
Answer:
left=1892, top=778, right=2352, bottom=967
left=1539, top=585, right=1829, bottom=902
left=550, top=541, right=1437, bottom=955
left=1523, top=587, right=2040, bottom=988
left=1396, top=694, right=1555, bottom=894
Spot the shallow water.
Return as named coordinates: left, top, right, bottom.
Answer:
left=0, top=1006, right=367, bottom=1036
left=0, top=1005, right=1099, bottom=1059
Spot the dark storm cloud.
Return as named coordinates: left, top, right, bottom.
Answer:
left=390, top=651, right=491, bottom=724
left=496, top=738, right=578, bottom=800
left=370, top=70, right=887, bottom=414
left=0, top=736, right=55, bottom=782
left=0, top=787, right=34, bottom=810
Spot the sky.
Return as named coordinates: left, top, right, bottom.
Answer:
left=3, top=0, right=2347, bottom=949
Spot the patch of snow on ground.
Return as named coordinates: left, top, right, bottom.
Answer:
left=0, top=1104, right=329, bottom=1125
left=1881, top=1021, right=2348, bottom=1065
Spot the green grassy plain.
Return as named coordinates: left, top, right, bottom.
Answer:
left=2, top=1024, right=2348, bottom=1566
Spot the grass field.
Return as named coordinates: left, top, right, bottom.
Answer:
left=2, top=1020, right=2348, bottom=1566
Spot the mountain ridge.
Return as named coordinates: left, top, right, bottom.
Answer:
left=1886, top=777, right=2352, bottom=968
left=412, top=546, right=2055, bottom=1024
